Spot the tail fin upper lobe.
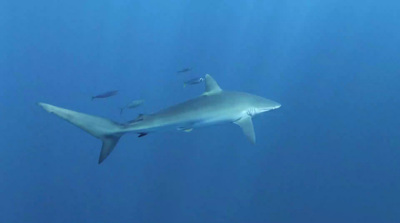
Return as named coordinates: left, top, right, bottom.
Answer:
left=38, top=102, right=125, bottom=164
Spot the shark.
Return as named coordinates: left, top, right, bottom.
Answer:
left=38, top=74, right=281, bottom=164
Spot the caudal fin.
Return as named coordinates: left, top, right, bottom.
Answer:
left=38, top=102, right=125, bottom=164
left=99, top=135, right=121, bottom=163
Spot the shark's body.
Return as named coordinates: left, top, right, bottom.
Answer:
left=39, top=74, right=281, bottom=164
left=129, top=91, right=276, bottom=132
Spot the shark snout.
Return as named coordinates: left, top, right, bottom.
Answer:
left=266, top=100, right=281, bottom=111
left=254, top=99, right=281, bottom=113
left=272, top=102, right=281, bottom=110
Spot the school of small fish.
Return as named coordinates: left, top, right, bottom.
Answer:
left=91, top=67, right=204, bottom=115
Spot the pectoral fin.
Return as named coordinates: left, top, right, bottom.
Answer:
left=234, top=116, right=256, bottom=144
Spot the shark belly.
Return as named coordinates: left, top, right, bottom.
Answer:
left=129, top=111, right=239, bottom=133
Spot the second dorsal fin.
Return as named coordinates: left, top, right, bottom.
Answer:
left=203, top=74, right=222, bottom=96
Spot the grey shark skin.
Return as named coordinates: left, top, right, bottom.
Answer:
left=38, top=74, right=281, bottom=164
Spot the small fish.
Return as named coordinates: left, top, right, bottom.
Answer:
left=177, top=68, right=192, bottom=73
left=91, top=90, right=118, bottom=101
left=183, top=77, right=204, bottom=87
left=120, top=99, right=144, bottom=114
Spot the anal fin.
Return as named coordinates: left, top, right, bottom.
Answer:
left=138, top=133, right=148, bottom=137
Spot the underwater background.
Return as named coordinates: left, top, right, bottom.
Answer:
left=1, top=0, right=399, bottom=222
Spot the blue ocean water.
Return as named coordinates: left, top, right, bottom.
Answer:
left=1, top=0, right=399, bottom=222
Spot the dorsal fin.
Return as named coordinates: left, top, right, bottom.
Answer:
left=203, top=74, right=222, bottom=96
left=127, top=113, right=148, bottom=125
